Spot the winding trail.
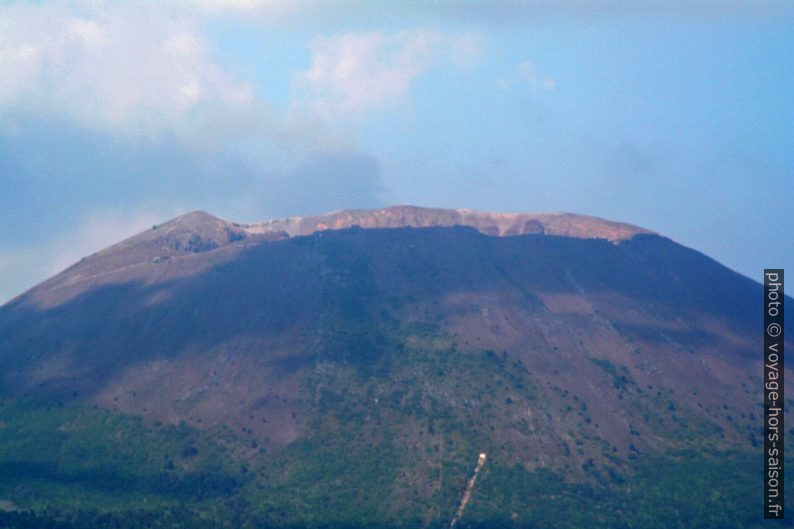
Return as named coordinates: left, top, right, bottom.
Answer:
left=450, top=452, right=487, bottom=528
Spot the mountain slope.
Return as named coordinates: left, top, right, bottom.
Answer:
left=0, top=206, right=790, bottom=528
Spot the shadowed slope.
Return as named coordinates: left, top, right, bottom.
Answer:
left=12, top=206, right=650, bottom=309
left=0, top=208, right=789, bottom=527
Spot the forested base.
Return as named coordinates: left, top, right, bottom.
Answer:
left=0, top=401, right=784, bottom=528
left=0, top=449, right=786, bottom=529
left=0, top=393, right=785, bottom=528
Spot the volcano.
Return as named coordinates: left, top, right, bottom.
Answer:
left=0, top=206, right=789, bottom=528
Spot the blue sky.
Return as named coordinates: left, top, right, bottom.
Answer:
left=0, top=1, right=792, bottom=303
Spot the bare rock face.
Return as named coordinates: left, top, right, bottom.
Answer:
left=518, top=219, right=544, bottom=235
left=241, top=205, right=651, bottom=242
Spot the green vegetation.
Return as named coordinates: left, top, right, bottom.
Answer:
left=462, top=450, right=772, bottom=529
left=0, top=405, right=775, bottom=529
left=0, top=323, right=775, bottom=528
left=588, top=356, right=634, bottom=391
left=0, top=399, right=239, bottom=515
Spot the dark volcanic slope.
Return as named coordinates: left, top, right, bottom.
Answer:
left=0, top=206, right=790, bottom=526
left=8, top=206, right=650, bottom=309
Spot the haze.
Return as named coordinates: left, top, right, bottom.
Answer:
left=1, top=0, right=792, bottom=303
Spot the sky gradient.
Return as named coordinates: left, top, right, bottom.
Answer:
left=1, top=0, right=792, bottom=303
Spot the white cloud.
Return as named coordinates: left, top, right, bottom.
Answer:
left=179, top=0, right=303, bottom=19
left=497, top=60, right=555, bottom=92
left=0, top=2, right=254, bottom=143
left=175, top=1, right=793, bottom=26
left=0, top=3, right=484, bottom=147
left=294, top=30, right=482, bottom=119
left=449, top=32, right=485, bottom=68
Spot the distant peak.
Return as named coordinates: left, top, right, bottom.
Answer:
left=172, top=210, right=221, bottom=224
left=181, top=210, right=216, bottom=219
left=241, top=206, right=654, bottom=242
